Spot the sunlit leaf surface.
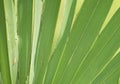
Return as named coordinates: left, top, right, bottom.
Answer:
left=0, top=0, right=120, bottom=84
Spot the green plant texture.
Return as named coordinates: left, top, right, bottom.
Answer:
left=0, top=0, right=120, bottom=84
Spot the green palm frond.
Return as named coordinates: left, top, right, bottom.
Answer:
left=0, top=0, right=120, bottom=84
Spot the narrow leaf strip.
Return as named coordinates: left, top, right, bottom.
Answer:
left=29, top=0, right=42, bottom=84
left=3, top=0, right=18, bottom=84
left=17, top=0, right=33, bottom=83
left=33, top=0, right=61, bottom=83
left=0, top=0, right=11, bottom=83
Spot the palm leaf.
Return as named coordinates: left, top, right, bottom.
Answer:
left=0, top=0, right=120, bottom=84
